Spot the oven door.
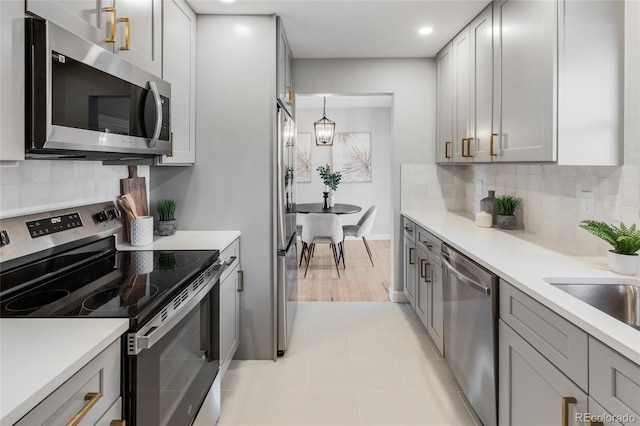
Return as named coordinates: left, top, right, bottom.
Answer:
left=126, top=275, right=221, bottom=426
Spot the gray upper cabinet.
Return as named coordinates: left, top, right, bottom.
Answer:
left=26, top=0, right=162, bottom=76
left=277, top=19, right=293, bottom=116
left=156, top=0, right=196, bottom=165
left=435, top=42, right=453, bottom=163
left=0, top=0, right=25, bottom=161
left=468, top=4, right=494, bottom=162
left=492, top=0, right=557, bottom=162
left=437, top=0, right=623, bottom=165
left=452, top=27, right=470, bottom=162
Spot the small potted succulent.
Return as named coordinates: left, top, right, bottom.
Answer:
left=579, top=220, right=640, bottom=275
left=495, top=195, right=522, bottom=230
left=316, top=164, right=341, bottom=207
left=156, top=199, right=177, bottom=236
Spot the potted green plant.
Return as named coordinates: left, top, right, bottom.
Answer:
left=579, top=220, right=640, bottom=275
left=495, top=195, right=522, bottom=230
left=316, top=164, right=341, bottom=207
left=156, top=199, right=177, bottom=236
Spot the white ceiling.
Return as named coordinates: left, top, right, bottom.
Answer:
left=186, top=0, right=492, bottom=58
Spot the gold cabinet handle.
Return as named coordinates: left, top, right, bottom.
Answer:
left=118, top=17, right=130, bottom=51
left=104, top=7, right=116, bottom=43
left=466, top=138, right=474, bottom=157
left=110, top=421, right=126, bottom=426
left=490, top=132, right=498, bottom=156
left=286, top=86, right=293, bottom=106
left=404, top=226, right=413, bottom=234
left=419, top=258, right=426, bottom=278
left=561, top=396, right=577, bottom=426
left=588, top=422, right=603, bottom=426
left=445, top=141, right=451, bottom=159
left=461, top=138, right=469, bottom=157
left=409, top=247, right=415, bottom=265
left=424, top=261, right=431, bottom=283
left=66, top=392, right=102, bottom=426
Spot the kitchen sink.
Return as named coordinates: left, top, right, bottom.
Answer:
left=544, top=277, right=640, bottom=331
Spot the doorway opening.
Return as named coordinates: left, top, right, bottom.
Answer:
left=294, top=93, right=393, bottom=302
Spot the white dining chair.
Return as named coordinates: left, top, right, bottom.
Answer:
left=342, top=205, right=377, bottom=266
left=300, top=213, right=344, bottom=278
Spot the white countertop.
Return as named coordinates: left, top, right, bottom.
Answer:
left=0, top=318, right=129, bottom=425
left=117, top=230, right=241, bottom=251
left=402, top=210, right=640, bottom=365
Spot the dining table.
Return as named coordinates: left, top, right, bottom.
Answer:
left=296, top=203, right=362, bottom=215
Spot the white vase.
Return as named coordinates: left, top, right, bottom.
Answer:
left=607, top=251, right=640, bottom=275
left=328, top=191, right=335, bottom=208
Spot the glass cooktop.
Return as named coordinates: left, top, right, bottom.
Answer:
left=0, top=239, right=218, bottom=328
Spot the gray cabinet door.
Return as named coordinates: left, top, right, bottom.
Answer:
left=220, top=264, right=240, bottom=376
left=403, top=237, right=417, bottom=307
left=588, top=397, right=624, bottom=426
left=116, top=0, right=162, bottom=76
left=492, top=0, right=557, bottom=162
left=435, top=42, right=453, bottom=163
left=425, top=255, right=444, bottom=355
left=415, top=249, right=429, bottom=325
left=157, top=0, right=196, bottom=165
left=468, top=4, right=494, bottom=162
left=452, top=26, right=470, bottom=162
left=277, top=21, right=293, bottom=116
left=589, top=337, right=640, bottom=425
left=499, top=320, right=587, bottom=426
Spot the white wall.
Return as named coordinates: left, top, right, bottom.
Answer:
left=296, top=105, right=392, bottom=238
left=293, top=59, right=436, bottom=297
left=0, top=161, right=146, bottom=218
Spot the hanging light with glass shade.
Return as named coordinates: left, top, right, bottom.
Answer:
left=314, top=96, right=336, bottom=146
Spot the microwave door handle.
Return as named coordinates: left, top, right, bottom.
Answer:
left=148, top=81, right=162, bottom=147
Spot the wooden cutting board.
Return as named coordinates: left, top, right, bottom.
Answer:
left=120, top=166, right=149, bottom=242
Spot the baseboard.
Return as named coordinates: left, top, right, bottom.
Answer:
left=389, top=289, right=408, bottom=303
left=343, top=234, right=391, bottom=240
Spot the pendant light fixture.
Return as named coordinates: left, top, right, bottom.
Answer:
left=314, top=96, right=336, bottom=146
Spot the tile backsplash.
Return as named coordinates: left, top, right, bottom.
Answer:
left=401, top=163, right=640, bottom=256
left=0, top=160, right=149, bottom=218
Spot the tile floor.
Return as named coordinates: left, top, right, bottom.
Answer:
left=214, top=302, right=479, bottom=426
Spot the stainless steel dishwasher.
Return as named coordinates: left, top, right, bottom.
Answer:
left=441, top=244, right=499, bottom=426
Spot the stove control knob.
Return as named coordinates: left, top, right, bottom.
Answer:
left=94, top=211, right=108, bottom=223
left=108, top=208, right=121, bottom=220
left=0, top=230, right=9, bottom=247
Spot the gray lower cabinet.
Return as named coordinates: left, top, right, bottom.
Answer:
left=402, top=217, right=417, bottom=309
left=588, top=397, right=623, bottom=426
left=219, top=237, right=241, bottom=378
left=589, top=337, right=640, bottom=426
left=404, top=216, right=444, bottom=356
left=17, top=339, right=123, bottom=425
left=499, top=320, right=588, bottom=426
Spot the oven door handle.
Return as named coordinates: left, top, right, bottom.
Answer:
left=129, top=261, right=228, bottom=355
left=441, top=253, right=491, bottom=296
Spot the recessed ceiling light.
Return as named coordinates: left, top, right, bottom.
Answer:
left=221, top=0, right=234, bottom=3
left=235, top=24, right=251, bottom=35
left=419, top=27, right=434, bottom=35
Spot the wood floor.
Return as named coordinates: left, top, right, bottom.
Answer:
left=297, top=239, right=391, bottom=302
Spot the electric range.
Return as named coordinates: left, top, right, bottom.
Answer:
left=0, top=202, right=225, bottom=426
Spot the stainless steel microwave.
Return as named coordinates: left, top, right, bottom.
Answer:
left=25, top=18, right=171, bottom=161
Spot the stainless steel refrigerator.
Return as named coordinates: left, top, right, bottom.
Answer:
left=276, top=103, right=298, bottom=356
